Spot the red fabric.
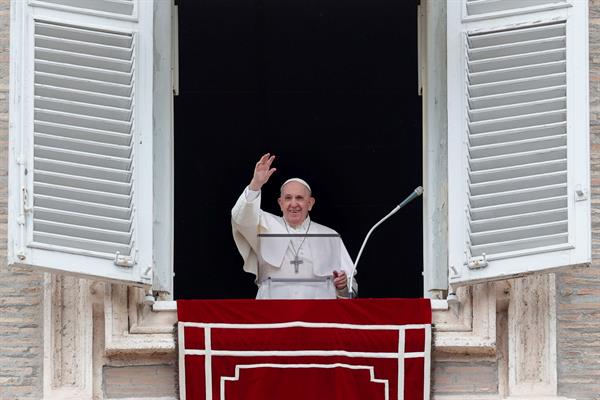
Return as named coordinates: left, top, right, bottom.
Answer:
left=178, top=299, right=431, bottom=400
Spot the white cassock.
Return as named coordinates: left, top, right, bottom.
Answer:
left=232, top=187, right=356, bottom=299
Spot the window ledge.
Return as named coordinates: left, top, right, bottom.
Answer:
left=152, top=300, right=177, bottom=311
left=105, top=285, right=177, bottom=355
left=108, top=290, right=495, bottom=355
left=430, top=299, right=448, bottom=310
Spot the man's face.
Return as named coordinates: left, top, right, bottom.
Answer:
left=278, top=181, right=315, bottom=228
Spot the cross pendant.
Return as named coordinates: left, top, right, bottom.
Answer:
left=290, top=255, right=303, bottom=273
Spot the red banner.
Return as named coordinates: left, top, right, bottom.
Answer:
left=178, top=299, right=431, bottom=400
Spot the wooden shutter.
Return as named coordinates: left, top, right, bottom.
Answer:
left=8, top=1, right=154, bottom=285
left=447, top=1, right=590, bottom=285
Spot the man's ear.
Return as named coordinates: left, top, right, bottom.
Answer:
left=308, top=197, right=315, bottom=211
left=277, top=196, right=283, bottom=210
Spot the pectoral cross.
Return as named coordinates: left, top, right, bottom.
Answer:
left=290, top=255, right=303, bottom=273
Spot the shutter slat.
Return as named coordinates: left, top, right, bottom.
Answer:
left=466, top=0, right=566, bottom=17
left=468, top=36, right=565, bottom=61
left=36, top=0, right=134, bottom=16
left=469, top=60, right=565, bottom=85
left=35, top=207, right=132, bottom=232
left=470, top=122, right=565, bottom=147
left=36, top=72, right=132, bottom=98
left=469, top=49, right=565, bottom=74
left=34, top=194, right=132, bottom=220
left=468, top=109, right=566, bottom=135
left=34, top=220, right=132, bottom=244
left=470, top=183, right=567, bottom=209
left=35, top=97, right=132, bottom=121
left=34, top=145, right=132, bottom=171
left=470, top=233, right=568, bottom=257
left=469, top=86, right=566, bottom=109
left=34, top=170, right=131, bottom=195
left=35, top=48, right=132, bottom=73
left=35, top=121, right=132, bottom=147
left=35, top=109, right=132, bottom=134
left=35, top=132, right=132, bottom=158
left=35, top=83, right=132, bottom=109
left=470, top=220, right=567, bottom=246
left=469, top=73, right=565, bottom=98
left=469, top=147, right=566, bottom=172
left=35, top=21, right=133, bottom=48
left=470, top=195, right=567, bottom=221
left=36, top=60, right=132, bottom=85
left=34, top=158, right=132, bottom=183
left=35, top=182, right=131, bottom=208
left=35, top=34, right=133, bottom=60
left=471, top=208, right=568, bottom=232
left=470, top=159, right=566, bottom=184
left=33, top=232, right=132, bottom=255
left=470, top=171, right=566, bottom=196
left=468, top=23, right=566, bottom=48
left=469, top=97, right=565, bottom=122
left=469, top=134, right=566, bottom=159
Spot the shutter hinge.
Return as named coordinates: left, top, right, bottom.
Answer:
left=468, top=253, right=488, bottom=269
left=114, top=251, right=135, bottom=267
left=575, top=185, right=588, bottom=202
left=21, top=187, right=32, bottom=214
left=142, top=266, right=153, bottom=281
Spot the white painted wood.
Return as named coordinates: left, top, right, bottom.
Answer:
left=448, top=0, right=591, bottom=285
left=152, top=0, right=174, bottom=296
left=422, top=0, right=449, bottom=296
left=8, top=0, right=155, bottom=285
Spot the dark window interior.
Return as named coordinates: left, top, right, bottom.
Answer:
left=174, top=0, right=422, bottom=299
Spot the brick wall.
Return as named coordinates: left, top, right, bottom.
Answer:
left=555, top=1, right=600, bottom=399
left=0, top=1, right=45, bottom=399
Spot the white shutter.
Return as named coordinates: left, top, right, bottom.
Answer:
left=8, top=1, right=154, bottom=285
left=447, top=1, right=590, bottom=285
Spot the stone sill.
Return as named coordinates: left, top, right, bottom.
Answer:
left=133, top=298, right=494, bottom=354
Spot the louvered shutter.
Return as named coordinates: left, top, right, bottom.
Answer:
left=447, top=1, right=590, bottom=285
left=8, top=1, right=154, bottom=285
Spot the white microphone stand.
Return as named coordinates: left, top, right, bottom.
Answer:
left=347, top=186, right=423, bottom=298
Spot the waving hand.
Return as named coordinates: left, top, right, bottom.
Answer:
left=249, top=153, right=277, bottom=191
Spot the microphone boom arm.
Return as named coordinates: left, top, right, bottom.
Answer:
left=347, top=186, right=423, bottom=298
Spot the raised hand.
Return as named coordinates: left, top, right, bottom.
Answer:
left=249, top=153, right=277, bottom=191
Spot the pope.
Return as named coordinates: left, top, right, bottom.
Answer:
left=231, top=153, right=357, bottom=299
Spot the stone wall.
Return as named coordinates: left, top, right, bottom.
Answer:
left=1, top=1, right=600, bottom=399
left=555, top=4, right=600, bottom=398
left=0, top=1, right=45, bottom=399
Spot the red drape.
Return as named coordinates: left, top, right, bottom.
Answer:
left=178, top=299, right=431, bottom=400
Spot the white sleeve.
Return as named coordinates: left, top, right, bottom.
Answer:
left=244, top=187, right=260, bottom=202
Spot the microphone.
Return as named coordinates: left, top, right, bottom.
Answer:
left=347, top=186, right=423, bottom=298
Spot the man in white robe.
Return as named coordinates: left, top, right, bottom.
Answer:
left=232, top=153, right=356, bottom=299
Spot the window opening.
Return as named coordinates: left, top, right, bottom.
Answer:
left=173, top=0, right=422, bottom=299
